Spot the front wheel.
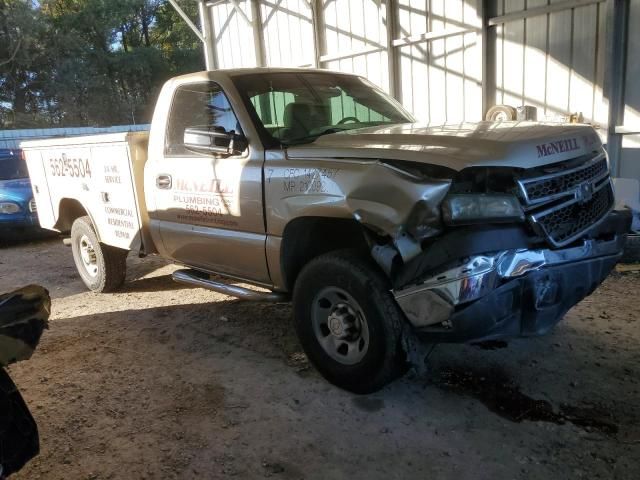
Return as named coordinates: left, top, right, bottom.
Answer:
left=71, top=216, right=127, bottom=293
left=293, top=250, right=408, bottom=394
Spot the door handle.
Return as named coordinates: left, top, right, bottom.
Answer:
left=156, top=174, right=172, bottom=189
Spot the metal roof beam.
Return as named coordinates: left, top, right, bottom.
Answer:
left=488, top=0, right=605, bottom=26
left=167, top=0, right=205, bottom=43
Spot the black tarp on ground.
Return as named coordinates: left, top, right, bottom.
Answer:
left=0, top=369, right=39, bottom=477
left=0, top=285, right=49, bottom=478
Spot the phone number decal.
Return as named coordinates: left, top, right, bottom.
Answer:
left=49, top=154, right=92, bottom=178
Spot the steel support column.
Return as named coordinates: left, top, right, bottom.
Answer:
left=605, top=0, right=630, bottom=177
left=480, top=0, right=497, bottom=119
left=384, top=0, right=400, bottom=100
left=250, top=0, right=267, bottom=67
left=198, top=0, right=217, bottom=70
left=311, top=0, right=326, bottom=67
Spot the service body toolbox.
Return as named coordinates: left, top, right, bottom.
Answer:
left=22, top=132, right=151, bottom=250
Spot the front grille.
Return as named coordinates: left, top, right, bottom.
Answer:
left=521, top=156, right=608, bottom=203
left=531, top=183, right=613, bottom=246
left=29, top=199, right=37, bottom=213
left=517, top=153, right=614, bottom=247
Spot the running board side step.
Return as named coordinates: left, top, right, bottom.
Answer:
left=171, top=269, right=289, bottom=302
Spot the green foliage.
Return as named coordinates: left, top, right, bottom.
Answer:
left=0, top=0, right=203, bottom=128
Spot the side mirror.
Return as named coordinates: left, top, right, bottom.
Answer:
left=183, top=126, right=246, bottom=155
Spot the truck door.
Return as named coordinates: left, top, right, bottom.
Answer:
left=146, top=81, right=269, bottom=284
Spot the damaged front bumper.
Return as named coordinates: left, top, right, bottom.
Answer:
left=394, top=211, right=630, bottom=343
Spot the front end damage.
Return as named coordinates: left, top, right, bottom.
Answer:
left=357, top=151, right=631, bottom=344
left=394, top=212, right=628, bottom=342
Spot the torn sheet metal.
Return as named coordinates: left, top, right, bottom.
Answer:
left=346, top=162, right=450, bottom=243
left=267, top=154, right=451, bottom=264
left=0, top=285, right=50, bottom=367
left=393, top=232, right=627, bottom=329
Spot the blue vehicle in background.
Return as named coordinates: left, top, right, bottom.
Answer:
left=0, top=149, right=39, bottom=234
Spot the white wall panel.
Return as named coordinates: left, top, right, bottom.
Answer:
left=623, top=0, right=640, bottom=131
left=570, top=4, right=598, bottom=120
left=500, top=0, right=525, bottom=108
left=494, top=0, right=608, bottom=125
left=323, top=0, right=389, bottom=92
left=523, top=0, right=547, bottom=112
left=210, top=1, right=257, bottom=68
left=398, top=0, right=428, bottom=119
left=397, top=0, right=481, bottom=123
left=620, top=0, right=640, bottom=179
left=546, top=7, right=572, bottom=116
left=204, top=0, right=627, bottom=137
left=428, top=0, right=448, bottom=124
left=261, top=0, right=314, bottom=67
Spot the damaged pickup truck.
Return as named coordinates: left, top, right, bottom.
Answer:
left=22, top=69, right=630, bottom=393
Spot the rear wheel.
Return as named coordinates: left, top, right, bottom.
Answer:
left=71, top=216, right=127, bottom=292
left=293, top=250, right=407, bottom=394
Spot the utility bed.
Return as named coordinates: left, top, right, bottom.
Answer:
left=21, top=132, right=152, bottom=251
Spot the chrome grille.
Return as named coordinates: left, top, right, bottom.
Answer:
left=29, top=198, right=37, bottom=213
left=531, top=183, right=613, bottom=246
left=517, top=154, right=614, bottom=247
left=518, top=155, right=609, bottom=205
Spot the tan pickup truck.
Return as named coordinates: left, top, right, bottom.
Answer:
left=22, top=68, right=630, bottom=393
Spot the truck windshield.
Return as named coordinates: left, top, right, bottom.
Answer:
left=0, top=151, right=29, bottom=181
left=233, top=72, right=414, bottom=146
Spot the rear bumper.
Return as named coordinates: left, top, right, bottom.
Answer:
left=394, top=210, right=630, bottom=343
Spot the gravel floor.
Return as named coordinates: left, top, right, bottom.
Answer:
left=1, top=236, right=639, bottom=480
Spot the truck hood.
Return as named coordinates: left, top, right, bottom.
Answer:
left=285, top=121, right=603, bottom=171
left=0, top=178, right=33, bottom=204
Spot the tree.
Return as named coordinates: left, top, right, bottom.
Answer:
left=0, top=0, right=51, bottom=127
left=0, top=0, right=204, bottom=129
left=152, top=0, right=202, bottom=74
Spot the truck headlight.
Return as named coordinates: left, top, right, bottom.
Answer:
left=0, top=202, right=21, bottom=214
left=442, top=194, right=524, bottom=225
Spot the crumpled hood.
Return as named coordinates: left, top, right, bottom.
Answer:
left=286, top=121, right=603, bottom=171
left=0, top=178, right=33, bottom=204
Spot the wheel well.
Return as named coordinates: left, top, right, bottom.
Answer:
left=280, top=217, right=370, bottom=291
left=54, top=199, right=89, bottom=234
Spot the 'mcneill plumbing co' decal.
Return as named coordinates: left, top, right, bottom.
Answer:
left=536, top=138, right=580, bottom=158
left=174, top=178, right=234, bottom=195
left=536, top=133, right=600, bottom=158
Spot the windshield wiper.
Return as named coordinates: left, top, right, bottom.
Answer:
left=284, top=127, right=347, bottom=146
left=283, top=121, right=399, bottom=146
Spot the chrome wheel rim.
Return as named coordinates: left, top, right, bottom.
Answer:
left=311, top=287, right=369, bottom=365
left=78, top=234, right=98, bottom=277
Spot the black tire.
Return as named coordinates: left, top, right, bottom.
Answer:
left=621, top=234, right=640, bottom=264
left=70, top=216, right=127, bottom=292
left=485, top=104, right=517, bottom=121
left=293, top=250, right=408, bottom=394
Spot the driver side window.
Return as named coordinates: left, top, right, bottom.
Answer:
left=166, top=82, right=241, bottom=156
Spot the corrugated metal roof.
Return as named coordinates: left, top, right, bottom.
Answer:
left=0, top=124, right=150, bottom=149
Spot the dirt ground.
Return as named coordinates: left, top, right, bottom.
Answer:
left=1, top=236, right=639, bottom=480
